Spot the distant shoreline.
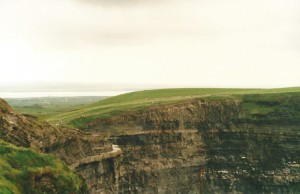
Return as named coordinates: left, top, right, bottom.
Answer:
left=1, top=91, right=132, bottom=98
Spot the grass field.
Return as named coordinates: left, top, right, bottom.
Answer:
left=38, top=87, right=300, bottom=128
left=5, top=96, right=107, bottom=120
left=0, top=140, right=84, bottom=194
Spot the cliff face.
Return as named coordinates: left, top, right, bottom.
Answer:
left=0, top=100, right=112, bottom=164
left=110, top=130, right=205, bottom=193
left=0, top=99, right=90, bottom=193
left=203, top=128, right=300, bottom=193
left=0, top=99, right=121, bottom=193
left=85, top=99, right=240, bottom=132
left=81, top=94, right=300, bottom=193
left=2, top=93, right=300, bottom=193
left=108, top=128, right=300, bottom=193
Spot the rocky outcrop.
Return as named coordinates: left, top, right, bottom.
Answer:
left=0, top=101, right=112, bottom=164
left=85, top=99, right=240, bottom=133
left=71, top=145, right=122, bottom=169
left=0, top=98, right=122, bottom=193
left=0, top=98, right=13, bottom=112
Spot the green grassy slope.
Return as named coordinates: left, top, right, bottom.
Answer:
left=0, top=140, right=85, bottom=194
left=238, top=91, right=300, bottom=126
left=5, top=96, right=107, bottom=120
left=44, top=87, right=300, bottom=128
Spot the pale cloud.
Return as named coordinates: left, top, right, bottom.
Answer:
left=0, top=0, right=299, bottom=88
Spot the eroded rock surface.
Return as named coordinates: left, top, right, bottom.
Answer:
left=1, top=94, right=300, bottom=193
left=0, top=98, right=121, bottom=193
left=82, top=95, right=300, bottom=193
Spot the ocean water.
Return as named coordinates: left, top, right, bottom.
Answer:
left=0, top=91, right=131, bottom=98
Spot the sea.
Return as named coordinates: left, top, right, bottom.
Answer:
left=0, top=91, right=132, bottom=98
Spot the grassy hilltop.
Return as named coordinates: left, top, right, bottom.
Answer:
left=39, top=87, right=300, bottom=129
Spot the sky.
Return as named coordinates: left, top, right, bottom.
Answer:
left=0, top=0, right=300, bottom=89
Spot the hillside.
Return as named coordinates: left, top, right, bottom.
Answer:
left=0, top=140, right=86, bottom=194
left=5, top=96, right=107, bottom=120
left=0, top=97, right=88, bottom=193
left=44, top=87, right=300, bottom=130
left=0, top=98, right=119, bottom=193
left=1, top=87, right=300, bottom=193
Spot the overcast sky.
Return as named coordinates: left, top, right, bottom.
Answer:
left=0, top=0, right=300, bottom=89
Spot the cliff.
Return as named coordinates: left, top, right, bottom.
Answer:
left=0, top=99, right=112, bottom=164
left=84, top=99, right=240, bottom=133
left=0, top=99, right=122, bottom=193
left=1, top=90, right=300, bottom=193
left=0, top=140, right=87, bottom=194
left=78, top=92, right=300, bottom=193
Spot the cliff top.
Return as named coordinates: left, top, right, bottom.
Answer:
left=43, top=87, right=300, bottom=128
